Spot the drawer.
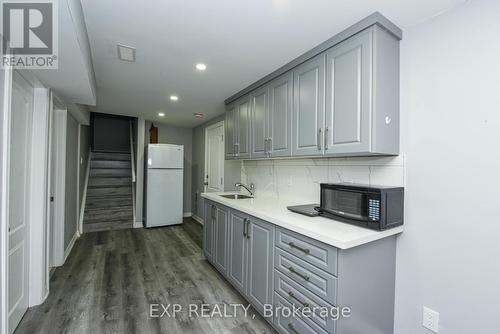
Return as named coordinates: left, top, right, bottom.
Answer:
left=275, top=248, right=337, bottom=305
left=274, top=292, right=329, bottom=334
left=276, top=227, right=337, bottom=276
left=274, top=270, right=336, bottom=332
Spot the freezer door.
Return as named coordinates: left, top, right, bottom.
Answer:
left=147, top=144, right=184, bottom=169
left=145, top=169, right=183, bottom=227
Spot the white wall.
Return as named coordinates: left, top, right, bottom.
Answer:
left=395, top=1, right=500, bottom=333
left=243, top=1, right=500, bottom=332
left=64, top=113, right=79, bottom=249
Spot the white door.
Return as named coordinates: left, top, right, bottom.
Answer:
left=204, top=121, right=224, bottom=192
left=8, top=72, right=33, bottom=333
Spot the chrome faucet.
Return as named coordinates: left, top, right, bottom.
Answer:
left=235, top=182, right=254, bottom=196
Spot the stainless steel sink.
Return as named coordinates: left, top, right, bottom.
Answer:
left=219, top=194, right=253, bottom=200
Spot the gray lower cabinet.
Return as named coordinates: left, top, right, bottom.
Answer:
left=203, top=200, right=397, bottom=334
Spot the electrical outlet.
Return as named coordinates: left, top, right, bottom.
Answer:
left=423, top=306, right=439, bottom=333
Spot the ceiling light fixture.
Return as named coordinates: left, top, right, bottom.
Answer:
left=158, top=112, right=165, bottom=117
left=117, top=44, right=136, bottom=62
left=195, top=63, right=207, bottom=71
left=170, top=95, right=179, bottom=101
left=194, top=112, right=204, bottom=118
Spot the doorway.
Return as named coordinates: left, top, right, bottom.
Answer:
left=7, top=71, right=34, bottom=333
left=204, top=121, right=224, bottom=193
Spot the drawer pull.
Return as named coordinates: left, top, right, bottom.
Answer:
left=288, top=242, right=310, bottom=254
left=288, top=291, right=309, bottom=307
left=288, top=266, right=309, bottom=281
left=288, top=323, right=300, bottom=334
left=243, top=218, right=247, bottom=237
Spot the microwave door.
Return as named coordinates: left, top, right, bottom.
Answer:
left=321, top=187, right=370, bottom=221
left=319, top=208, right=368, bottom=221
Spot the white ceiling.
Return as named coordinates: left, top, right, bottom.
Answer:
left=81, top=0, right=466, bottom=128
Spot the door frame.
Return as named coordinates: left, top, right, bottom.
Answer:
left=204, top=120, right=225, bottom=193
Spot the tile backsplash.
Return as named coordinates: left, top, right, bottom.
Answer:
left=241, top=156, right=406, bottom=204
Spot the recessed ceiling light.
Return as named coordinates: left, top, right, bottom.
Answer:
left=195, top=63, right=207, bottom=71
left=158, top=112, right=165, bottom=117
left=117, top=44, right=136, bottom=62
left=194, top=112, right=204, bottom=118
left=170, top=95, right=178, bottom=101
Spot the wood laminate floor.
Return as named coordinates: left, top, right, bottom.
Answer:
left=15, top=219, right=276, bottom=334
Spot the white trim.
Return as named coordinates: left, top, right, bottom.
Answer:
left=183, top=212, right=192, bottom=218
left=51, top=109, right=67, bottom=267
left=0, top=51, right=13, bottom=334
left=192, top=214, right=204, bottom=226
left=204, top=120, right=225, bottom=193
left=63, top=232, right=78, bottom=264
left=29, top=87, right=51, bottom=306
left=78, top=149, right=91, bottom=234
left=133, top=220, right=143, bottom=229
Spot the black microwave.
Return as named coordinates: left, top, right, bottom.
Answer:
left=318, top=183, right=404, bottom=230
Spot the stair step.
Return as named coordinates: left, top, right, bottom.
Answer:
left=90, top=168, right=131, bottom=177
left=87, top=186, right=132, bottom=197
left=85, top=196, right=132, bottom=208
left=91, top=160, right=131, bottom=169
left=88, top=177, right=132, bottom=187
left=83, top=220, right=133, bottom=233
left=84, top=207, right=133, bottom=223
left=92, top=152, right=131, bottom=161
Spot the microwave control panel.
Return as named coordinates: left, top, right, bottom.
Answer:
left=368, top=199, right=381, bottom=221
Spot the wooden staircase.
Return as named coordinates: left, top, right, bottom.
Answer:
left=83, top=152, right=134, bottom=233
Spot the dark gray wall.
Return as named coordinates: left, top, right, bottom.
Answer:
left=79, top=125, right=90, bottom=213
left=191, top=115, right=241, bottom=218
left=92, top=114, right=129, bottom=152
left=144, top=121, right=193, bottom=214
left=64, top=113, right=79, bottom=249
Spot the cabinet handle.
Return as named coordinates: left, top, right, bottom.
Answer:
left=317, top=128, right=322, bottom=151
left=288, top=242, right=310, bottom=254
left=211, top=206, right=216, bottom=219
left=324, top=126, right=329, bottom=151
left=287, top=323, right=300, bottom=334
left=288, top=291, right=309, bottom=307
left=288, top=266, right=309, bottom=281
left=264, top=138, right=268, bottom=154
left=246, top=220, right=251, bottom=239
left=268, top=137, right=272, bottom=156
left=243, top=218, right=247, bottom=237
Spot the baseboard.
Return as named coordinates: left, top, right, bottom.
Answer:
left=63, top=232, right=78, bottom=264
left=183, top=212, right=192, bottom=218
left=192, top=214, right=203, bottom=225
left=133, top=220, right=143, bottom=228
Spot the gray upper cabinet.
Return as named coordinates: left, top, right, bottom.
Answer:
left=236, top=96, right=250, bottom=159
left=225, top=104, right=236, bottom=159
left=268, top=72, right=292, bottom=157
left=225, top=17, right=400, bottom=159
left=325, top=30, right=371, bottom=154
left=246, top=217, right=274, bottom=314
left=250, top=86, right=269, bottom=159
left=292, top=56, right=325, bottom=156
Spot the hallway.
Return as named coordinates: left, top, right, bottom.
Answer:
left=14, top=220, right=275, bottom=334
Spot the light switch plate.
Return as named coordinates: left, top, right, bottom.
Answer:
left=423, top=306, right=439, bottom=333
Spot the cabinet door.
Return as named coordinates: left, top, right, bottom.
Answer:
left=228, top=211, right=247, bottom=294
left=213, top=206, right=228, bottom=274
left=236, top=96, right=251, bottom=159
left=225, top=105, right=236, bottom=159
left=292, top=55, right=325, bottom=156
left=203, top=202, right=215, bottom=261
left=250, top=86, right=269, bottom=159
left=325, top=31, right=372, bottom=154
left=246, top=217, right=274, bottom=314
left=268, top=72, right=292, bottom=157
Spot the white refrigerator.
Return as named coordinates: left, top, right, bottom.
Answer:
left=144, top=144, right=184, bottom=227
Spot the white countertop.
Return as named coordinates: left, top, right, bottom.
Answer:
left=201, top=192, right=403, bottom=250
